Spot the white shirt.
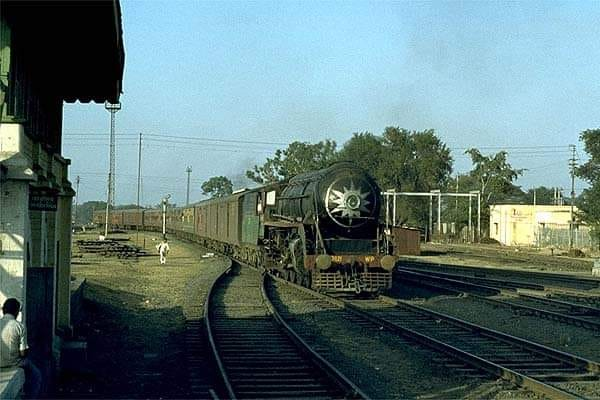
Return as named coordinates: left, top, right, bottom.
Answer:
left=0, top=314, right=28, bottom=368
left=157, top=242, right=170, bottom=255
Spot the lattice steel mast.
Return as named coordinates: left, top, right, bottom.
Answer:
left=104, top=102, right=121, bottom=237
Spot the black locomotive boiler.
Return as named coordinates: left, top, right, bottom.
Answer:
left=96, top=162, right=395, bottom=293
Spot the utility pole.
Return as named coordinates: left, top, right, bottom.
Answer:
left=103, top=102, right=121, bottom=237
left=162, top=194, right=171, bottom=239
left=428, top=194, right=433, bottom=242
left=455, top=177, right=458, bottom=234
left=74, top=175, right=80, bottom=225
left=136, top=133, right=142, bottom=245
left=186, top=166, right=192, bottom=206
left=569, top=144, right=577, bottom=250
left=477, top=191, right=481, bottom=242
left=468, top=194, right=473, bottom=242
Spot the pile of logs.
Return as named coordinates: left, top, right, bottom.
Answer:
left=76, top=238, right=149, bottom=259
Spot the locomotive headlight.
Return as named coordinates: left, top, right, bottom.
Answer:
left=381, top=255, right=396, bottom=271
left=316, top=254, right=332, bottom=270
left=345, top=193, right=360, bottom=210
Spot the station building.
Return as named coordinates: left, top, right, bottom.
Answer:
left=0, top=0, right=124, bottom=395
left=489, top=204, right=591, bottom=248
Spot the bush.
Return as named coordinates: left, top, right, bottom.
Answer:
left=567, top=248, right=586, bottom=258
left=480, top=237, right=501, bottom=245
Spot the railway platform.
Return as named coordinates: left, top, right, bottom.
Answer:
left=0, top=368, right=24, bottom=399
left=53, top=232, right=229, bottom=399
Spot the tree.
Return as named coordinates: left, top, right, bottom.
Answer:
left=575, top=129, right=600, bottom=247
left=339, top=127, right=453, bottom=230
left=74, top=201, right=106, bottom=225
left=201, top=176, right=233, bottom=198
left=526, top=186, right=564, bottom=205
left=380, top=128, right=453, bottom=229
left=337, top=132, right=385, bottom=179
left=465, top=149, right=524, bottom=205
left=246, top=140, right=337, bottom=184
left=464, top=149, right=525, bottom=236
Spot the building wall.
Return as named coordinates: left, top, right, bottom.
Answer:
left=489, top=204, right=578, bottom=247
left=0, top=123, right=74, bottom=374
left=1, top=3, right=123, bottom=393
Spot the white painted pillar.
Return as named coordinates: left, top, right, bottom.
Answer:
left=0, top=124, right=35, bottom=323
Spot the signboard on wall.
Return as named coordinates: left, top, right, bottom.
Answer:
left=29, top=188, right=58, bottom=211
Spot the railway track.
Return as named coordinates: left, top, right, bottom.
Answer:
left=205, top=263, right=367, bottom=399
left=398, top=260, right=600, bottom=291
left=266, top=274, right=600, bottom=399
left=396, top=268, right=600, bottom=331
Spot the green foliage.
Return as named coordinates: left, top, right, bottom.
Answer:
left=246, top=140, right=338, bottom=184
left=114, top=204, right=142, bottom=210
left=526, top=186, right=563, bottom=205
left=337, top=132, right=384, bottom=177
left=456, top=149, right=525, bottom=236
left=439, top=151, right=525, bottom=237
left=465, top=148, right=525, bottom=204
left=201, top=176, right=233, bottom=198
left=575, top=129, right=600, bottom=246
left=339, top=127, right=453, bottom=229
left=74, top=201, right=106, bottom=225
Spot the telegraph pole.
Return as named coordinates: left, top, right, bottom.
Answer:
left=74, top=175, right=80, bottom=225
left=186, top=166, right=192, bottom=206
left=569, top=144, right=577, bottom=250
left=136, top=133, right=142, bottom=245
left=104, top=102, right=121, bottom=237
left=162, top=194, right=171, bottom=239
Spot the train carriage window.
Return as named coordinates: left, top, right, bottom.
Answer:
left=243, top=194, right=258, bottom=216
left=266, top=191, right=276, bottom=206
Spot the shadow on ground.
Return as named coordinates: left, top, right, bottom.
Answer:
left=54, top=282, right=196, bottom=399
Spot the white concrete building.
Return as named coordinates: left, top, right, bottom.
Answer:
left=489, top=204, right=585, bottom=247
left=0, top=0, right=124, bottom=393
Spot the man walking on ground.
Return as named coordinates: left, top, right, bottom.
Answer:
left=156, top=238, right=170, bottom=265
left=0, top=298, right=42, bottom=399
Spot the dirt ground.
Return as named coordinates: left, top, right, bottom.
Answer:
left=54, top=231, right=228, bottom=399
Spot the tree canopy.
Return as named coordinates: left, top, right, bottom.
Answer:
left=575, top=129, right=600, bottom=246
left=246, top=140, right=337, bottom=184
left=338, top=127, right=453, bottom=229
left=201, top=176, right=233, bottom=198
left=464, top=148, right=525, bottom=205
left=74, top=201, right=106, bottom=225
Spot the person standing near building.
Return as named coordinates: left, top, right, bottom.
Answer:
left=0, top=298, right=42, bottom=399
left=156, top=238, right=170, bottom=265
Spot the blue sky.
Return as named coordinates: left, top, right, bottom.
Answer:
left=62, top=0, right=600, bottom=206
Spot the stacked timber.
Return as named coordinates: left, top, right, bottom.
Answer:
left=76, top=239, right=149, bottom=259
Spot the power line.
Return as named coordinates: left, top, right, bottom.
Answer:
left=63, top=131, right=287, bottom=146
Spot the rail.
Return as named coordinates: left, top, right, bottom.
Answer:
left=206, top=262, right=367, bottom=399
left=396, top=268, right=600, bottom=331
left=267, top=272, right=599, bottom=399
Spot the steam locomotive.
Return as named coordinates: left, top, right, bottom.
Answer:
left=94, top=162, right=396, bottom=293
